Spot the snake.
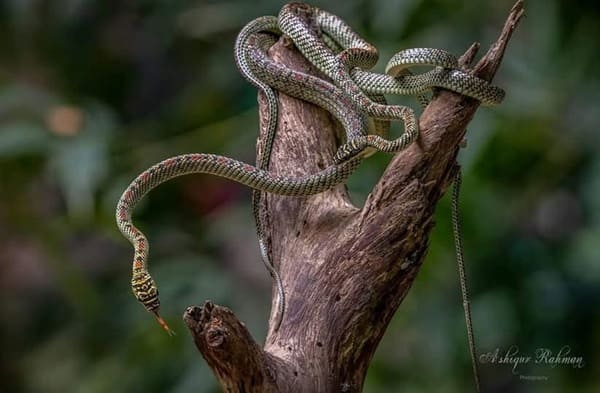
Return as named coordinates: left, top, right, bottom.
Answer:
left=117, top=154, right=362, bottom=334
left=234, top=16, right=287, bottom=331
left=451, top=168, right=481, bottom=392
left=277, top=3, right=504, bottom=163
left=116, top=2, right=504, bottom=341
left=117, top=27, right=373, bottom=335
left=239, top=8, right=504, bottom=332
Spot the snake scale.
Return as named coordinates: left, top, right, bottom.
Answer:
left=116, top=6, right=502, bottom=387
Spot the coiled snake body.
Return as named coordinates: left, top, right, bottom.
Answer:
left=116, top=3, right=503, bottom=341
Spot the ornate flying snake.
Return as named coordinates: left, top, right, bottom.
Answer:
left=116, top=5, right=503, bottom=374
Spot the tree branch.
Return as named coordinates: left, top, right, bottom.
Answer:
left=184, top=1, right=524, bottom=391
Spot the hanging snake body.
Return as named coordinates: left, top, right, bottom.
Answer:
left=116, top=2, right=504, bottom=339
left=234, top=17, right=287, bottom=331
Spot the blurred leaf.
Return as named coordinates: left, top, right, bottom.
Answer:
left=0, top=121, right=49, bottom=157
left=48, top=103, right=115, bottom=218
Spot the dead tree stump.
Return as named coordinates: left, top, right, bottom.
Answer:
left=183, top=2, right=524, bottom=391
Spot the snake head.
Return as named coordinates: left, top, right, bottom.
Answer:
left=131, top=271, right=160, bottom=312
left=132, top=271, right=175, bottom=335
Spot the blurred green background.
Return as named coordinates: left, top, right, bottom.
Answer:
left=0, top=0, right=598, bottom=392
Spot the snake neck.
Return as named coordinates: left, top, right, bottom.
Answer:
left=132, top=232, right=149, bottom=274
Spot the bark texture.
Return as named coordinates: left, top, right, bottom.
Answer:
left=183, top=2, right=524, bottom=391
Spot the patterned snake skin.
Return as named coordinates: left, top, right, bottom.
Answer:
left=116, top=2, right=504, bottom=335
left=234, top=17, right=287, bottom=332
left=278, top=3, right=504, bottom=162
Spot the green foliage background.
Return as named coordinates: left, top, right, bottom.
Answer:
left=0, top=0, right=598, bottom=392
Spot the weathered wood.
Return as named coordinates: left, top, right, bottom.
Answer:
left=183, top=1, right=524, bottom=391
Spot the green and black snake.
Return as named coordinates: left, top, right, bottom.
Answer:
left=116, top=2, right=503, bottom=348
